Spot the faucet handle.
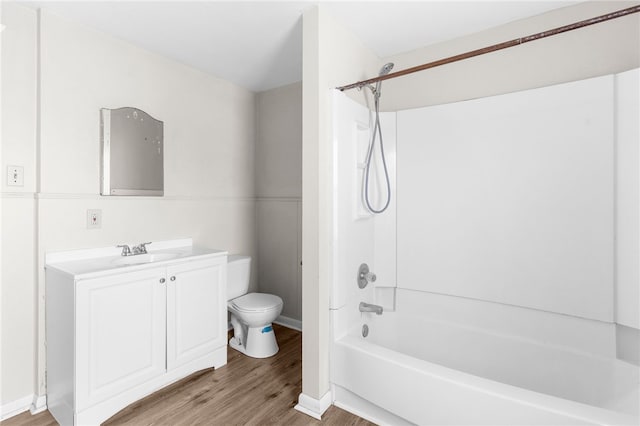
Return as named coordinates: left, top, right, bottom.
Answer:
left=117, top=244, right=131, bottom=256
left=133, top=242, right=152, bottom=254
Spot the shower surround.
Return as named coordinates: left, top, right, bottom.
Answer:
left=330, top=69, right=639, bottom=425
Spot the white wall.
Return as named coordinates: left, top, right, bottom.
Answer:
left=1, top=198, right=36, bottom=409
left=256, top=82, right=302, bottom=198
left=372, top=114, right=397, bottom=291
left=1, top=4, right=36, bottom=194
left=301, top=4, right=380, bottom=404
left=615, top=68, right=639, bottom=330
left=0, top=0, right=3, bottom=411
left=381, top=1, right=640, bottom=112
left=397, top=75, right=615, bottom=322
left=331, top=92, right=375, bottom=317
left=331, top=91, right=396, bottom=341
left=39, top=11, right=255, bottom=198
left=255, top=81, right=302, bottom=324
left=1, top=2, right=38, bottom=410
left=615, top=68, right=640, bottom=364
left=1, top=4, right=257, bottom=408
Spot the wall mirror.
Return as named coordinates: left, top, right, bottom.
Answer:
left=100, top=107, right=164, bottom=196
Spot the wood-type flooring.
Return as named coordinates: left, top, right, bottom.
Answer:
left=2, top=325, right=374, bottom=426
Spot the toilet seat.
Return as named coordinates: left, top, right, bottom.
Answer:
left=229, top=293, right=283, bottom=313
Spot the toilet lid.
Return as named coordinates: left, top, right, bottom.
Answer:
left=230, top=293, right=283, bottom=313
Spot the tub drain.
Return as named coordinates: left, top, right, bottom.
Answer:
left=362, top=324, right=369, bottom=338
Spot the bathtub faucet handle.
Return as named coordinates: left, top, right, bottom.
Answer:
left=358, top=263, right=376, bottom=289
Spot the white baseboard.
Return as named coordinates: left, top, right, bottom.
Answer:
left=294, top=391, right=332, bottom=420
left=30, top=394, right=47, bottom=415
left=274, top=315, right=302, bottom=331
left=1, top=394, right=34, bottom=421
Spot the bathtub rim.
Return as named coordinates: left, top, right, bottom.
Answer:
left=331, top=334, right=638, bottom=426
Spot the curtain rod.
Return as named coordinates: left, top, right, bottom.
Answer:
left=336, top=5, right=640, bottom=92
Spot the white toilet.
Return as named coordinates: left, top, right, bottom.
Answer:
left=227, top=255, right=283, bottom=358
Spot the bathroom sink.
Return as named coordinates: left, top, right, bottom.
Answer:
left=112, top=252, right=182, bottom=266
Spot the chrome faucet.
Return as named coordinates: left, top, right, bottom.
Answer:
left=359, top=302, right=383, bottom=315
left=117, top=242, right=151, bottom=256
left=132, top=242, right=151, bottom=255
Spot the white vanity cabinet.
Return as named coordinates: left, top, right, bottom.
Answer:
left=46, top=241, right=227, bottom=426
left=75, top=267, right=167, bottom=413
left=165, top=259, right=226, bottom=370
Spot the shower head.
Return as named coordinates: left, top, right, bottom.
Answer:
left=374, top=62, right=394, bottom=99
left=379, top=62, right=394, bottom=76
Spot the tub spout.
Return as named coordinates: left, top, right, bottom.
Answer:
left=359, top=302, right=383, bottom=315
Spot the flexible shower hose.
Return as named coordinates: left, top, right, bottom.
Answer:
left=363, top=94, right=391, bottom=214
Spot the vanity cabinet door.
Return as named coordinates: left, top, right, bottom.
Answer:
left=166, top=258, right=226, bottom=370
left=75, top=267, right=167, bottom=411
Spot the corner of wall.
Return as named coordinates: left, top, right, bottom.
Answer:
left=301, top=3, right=381, bottom=402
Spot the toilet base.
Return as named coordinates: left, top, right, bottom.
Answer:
left=229, top=323, right=279, bottom=358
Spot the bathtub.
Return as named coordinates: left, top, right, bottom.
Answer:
left=331, top=311, right=639, bottom=425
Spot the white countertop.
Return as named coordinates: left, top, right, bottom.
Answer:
left=45, top=239, right=227, bottom=280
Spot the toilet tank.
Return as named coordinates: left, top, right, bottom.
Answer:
left=227, top=255, right=251, bottom=300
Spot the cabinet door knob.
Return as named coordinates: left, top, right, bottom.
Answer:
left=170, top=276, right=176, bottom=281
left=159, top=278, right=166, bottom=284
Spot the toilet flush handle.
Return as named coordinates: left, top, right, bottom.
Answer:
left=357, top=263, right=376, bottom=289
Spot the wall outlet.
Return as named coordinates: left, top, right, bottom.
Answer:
left=7, top=165, right=24, bottom=186
left=87, top=209, right=102, bottom=229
